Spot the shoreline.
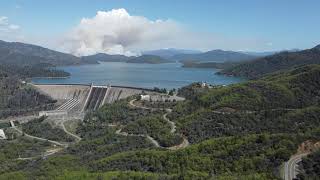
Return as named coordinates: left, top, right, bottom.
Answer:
left=31, top=76, right=70, bottom=79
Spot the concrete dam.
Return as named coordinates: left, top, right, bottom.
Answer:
left=33, top=84, right=152, bottom=114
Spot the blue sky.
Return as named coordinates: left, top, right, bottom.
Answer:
left=0, top=0, right=319, bottom=55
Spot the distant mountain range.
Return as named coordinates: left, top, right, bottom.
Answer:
left=0, top=40, right=173, bottom=66
left=241, top=49, right=301, bottom=57
left=1, top=39, right=310, bottom=71
left=81, top=49, right=261, bottom=65
left=143, top=48, right=202, bottom=58
left=81, top=53, right=131, bottom=63
left=169, top=49, right=258, bottom=63
left=81, top=53, right=170, bottom=64
left=241, top=51, right=278, bottom=57
left=126, top=55, right=171, bottom=64
left=219, top=45, right=320, bottom=78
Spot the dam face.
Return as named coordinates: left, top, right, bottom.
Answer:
left=33, top=84, right=91, bottom=113
left=83, top=86, right=108, bottom=111
left=33, top=84, right=152, bottom=114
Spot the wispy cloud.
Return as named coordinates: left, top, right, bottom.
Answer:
left=0, top=16, right=23, bottom=41
left=0, top=16, right=20, bottom=31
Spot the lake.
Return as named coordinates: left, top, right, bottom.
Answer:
left=32, top=62, right=244, bottom=89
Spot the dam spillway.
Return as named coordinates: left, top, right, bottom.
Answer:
left=33, top=84, right=153, bottom=113
left=83, top=86, right=108, bottom=111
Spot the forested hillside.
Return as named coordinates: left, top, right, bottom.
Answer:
left=0, top=64, right=319, bottom=179
left=0, top=63, right=69, bottom=78
left=219, top=45, right=320, bottom=78
left=0, top=41, right=75, bottom=118
left=297, top=150, right=320, bottom=179
left=126, top=55, right=171, bottom=64
left=171, top=49, right=256, bottom=63
left=0, top=71, right=56, bottom=118
left=0, top=40, right=83, bottom=66
left=182, top=61, right=238, bottom=69
left=81, top=53, right=130, bottom=63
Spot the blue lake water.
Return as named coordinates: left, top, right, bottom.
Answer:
left=32, top=62, right=244, bottom=89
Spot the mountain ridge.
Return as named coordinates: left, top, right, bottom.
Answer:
left=143, top=48, right=202, bottom=58
left=219, top=44, right=320, bottom=78
left=0, top=40, right=85, bottom=66
left=170, top=49, right=257, bottom=62
left=81, top=53, right=131, bottom=63
left=126, top=55, right=171, bottom=64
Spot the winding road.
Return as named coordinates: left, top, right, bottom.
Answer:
left=163, top=109, right=176, bottom=133
left=17, top=148, right=63, bottom=160
left=284, top=153, right=309, bottom=180
left=11, top=119, right=81, bottom=160
left=115, top=99, right=189, bottom=150
left=115, top=128, right=161, bottom=147
left=11, top=121, right=67, bottom=147
left=60, top=119, right=82, bottom=142
left=11, top=97, right=187, bottom=160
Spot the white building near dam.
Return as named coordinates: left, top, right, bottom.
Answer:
left=0, top=129, right=6, bottom=140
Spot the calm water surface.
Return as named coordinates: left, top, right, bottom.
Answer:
left=32, top=62, right=244, bottom=89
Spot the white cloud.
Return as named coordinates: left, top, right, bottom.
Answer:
left=60, top=8, right=274, bottom=56
left=0, top=10, right=276, bottom=55
left=9, top=24, right=20, bottom=30
left=61, top=9, right=183, bottom=56
left=0, top=16, right=22, bottom=41
left=0, top=16, right=20, bottom=31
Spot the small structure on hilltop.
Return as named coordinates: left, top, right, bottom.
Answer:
left=0, top=129, right=7, bottom=140
left=140, top=94, right=184, bottom=102
left=201, top=82, right=214, bottom=89
left=140, top=95, right=151, bottom=101
left=201, top=82, right=207, bottom=88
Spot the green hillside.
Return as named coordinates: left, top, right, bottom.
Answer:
left=1, top=65, right=319, bottom=179
left=297, top=149, right=320, bottom=179
left=0, top=71, right=56, bottom=118
left=0, top=63, right=61, bottom=118
left=0, top=40, right=83, bottom=66
left=219, top=45, right=320, bottom=78
left=171, top=49, right=257, bottom=63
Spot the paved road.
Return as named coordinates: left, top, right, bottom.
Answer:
left=163, top=109, right=176, bottom=134
left=129, top=99, right=154, bottom=110
left=284, top=153, right=309, bottom=180
left=11, top=121, right=67, bottom=147
left=60, top=119, right=82, bottom=142
left=115, top=127, right=162, bottom=148
left=11, top=119, right=83, bottom=160
left=10, top=114, right=84, bottom=160
left=125, top=99, right=189, bottom=150
left=17, top=148, right=63, bottom=160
